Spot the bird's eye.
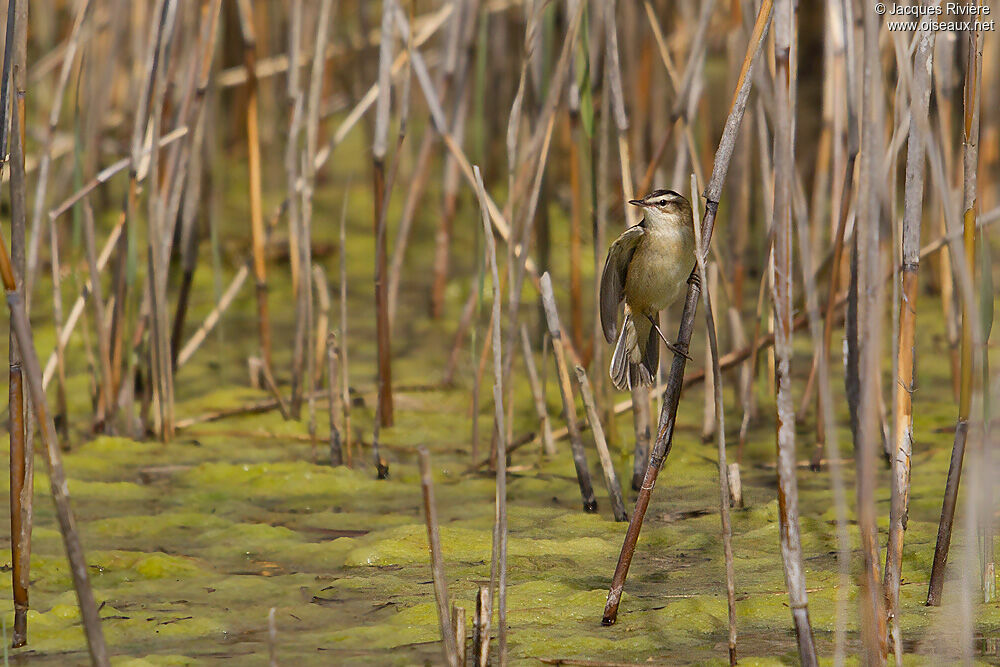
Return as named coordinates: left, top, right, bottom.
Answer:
left=658, top=200, right=667, bottom=206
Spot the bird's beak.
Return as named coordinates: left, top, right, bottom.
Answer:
left=628, top=199, right=648, bottom=208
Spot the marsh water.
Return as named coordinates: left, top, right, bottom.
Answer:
left=1, top=152, right=999, bottom=666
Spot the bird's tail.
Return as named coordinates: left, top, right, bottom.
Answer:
left=610, top=309, right=655, bottom=391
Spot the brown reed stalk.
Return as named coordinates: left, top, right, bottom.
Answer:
left=0, top=182, right=109, bottom=667
left=313, top=266, right=331, bottom=390
left=700, top=263, right=718, bottom=442
left=175, top=265, right=249, bottom=368
left=602, top=0, right=772, bottom=626
left=521, top=324, right=556, bottom=457
left=418, top=447, right=460, bottom=667
left=47, top=126, right=189, bottom=222
left=630, top=383, right=651, bottom=492
left=4, top=0, right=31, bottom=644
left=883, top=18, right=933, bottom=654
left=927, top=19, right=984, bottom=608
left=474, top=165, right=507, bottom=665
left=452, top=603, right=466, bottom=667
left=473, top=585, right=490, bottom=667
left=689, top=173, right=736, bottom=666
left=338, top=192, right=352, bottom=462
left=540, top=273, right=599, bottom=513
left=429, top=1, right=476, bottom=323
left=47, top=188, right=70, bottom=444
left=856, top=1, right=887, bottom=660
left=145, top=0, right=179, bottom=441
left=327, top=332, right=343, bottom=467
left=769, top=3, right=817, bottom=661
left=304, top=0, right=335, bottom=431
left=737, top=102, right=776, bottom=459
left=386, top=127, right=435, bottom=326
left=932, top=41, right=962, bottom=401
left=236, top=0, right=274, bottom=371
left=371, top=0, right=394, bottom=427
left=594, top=54, right=616, bottom=455
left=286, top=0, right=305, bottom=417
left=567, top=103, right=585, bottom=357
left=574, top=365, right=627, bottom=521
left=171, top=112, right=208, bottom=374
left=24, top=0, right=88, bottom=306
left=268, top=607, right=278, bottom=667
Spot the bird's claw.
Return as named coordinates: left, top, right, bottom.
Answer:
left=646, top=314, right=692, bottom=361
left=665, top=340, right=692, bottom=361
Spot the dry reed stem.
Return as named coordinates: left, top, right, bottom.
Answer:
left=371, top=0, right=395, bottom=427
left=690, top=173, right=737, bottom=666
left=46, top=126, right=188, bottom=221
left=452, top=603, right=467, bottom=667
left=5, top=0, right=32, bottom=644
left=24, top=0, right=89, bottom=304
left=236, top=0, right=273, bottom=371
left=175, top=265, right=249, bottom=368
left=473, top=585, right=490, bottom=667
left=327, top=331, right=343, bottom=467
left=0, top=161, right=109, bottom=667
left=474, top=165, right=507, bottom=665
left=313, top=267, right=331, bottom=390
left=770, top=2, right=816, bottom=660
left=540, top=273, right=598, bottom=514
left=521, top=324, right=556, bottom=457
left=338, top=192, right=352, bottom=462
left=883, top=18, right=934, bottom=655
left=856, top=1, right=887, bottom=660
left=286, top=0, right=305, bottom=417
left=927, top=17, right=985, bottom=609
left=268, top=607, right=278, bottom=667
left=573, top=365, right=627, bottom=522
left=418, top=447, right=460, bottom=667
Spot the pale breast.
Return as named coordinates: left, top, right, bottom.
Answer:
left=623, top=226, right=695, bottom=314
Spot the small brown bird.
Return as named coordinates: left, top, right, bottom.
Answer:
left=600, top=189, right=696, bottom=391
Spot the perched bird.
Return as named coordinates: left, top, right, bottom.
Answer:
left=600, top=189, right=696, bottom=391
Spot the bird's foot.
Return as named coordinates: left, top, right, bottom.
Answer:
left=646, top=315, right=692, bottom=361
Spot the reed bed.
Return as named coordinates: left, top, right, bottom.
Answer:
left=3, top=1, right=999, bottom=664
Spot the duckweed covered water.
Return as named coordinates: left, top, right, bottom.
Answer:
left=2, top=172, right=998, bottom=665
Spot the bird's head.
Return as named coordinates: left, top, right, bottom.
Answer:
left=628, top=189, right=692, bottom=229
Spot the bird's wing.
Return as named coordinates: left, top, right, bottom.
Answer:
left=600, top=224, right=645, bottom=343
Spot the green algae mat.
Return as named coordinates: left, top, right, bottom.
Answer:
left=2, top=332, right=999, bottom=665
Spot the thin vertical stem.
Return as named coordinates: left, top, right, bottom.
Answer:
left=574, top=365, right=627, bottom=521
left=771, top=2, right=816, bottom=662
left=6, top=0, right=31, bottom=645
left=338, top=192, right=352, bottom=464
left=540, top=273, right=599, bottom=514
left=691, top=174, right=737, bottom=667
left=857, top=1, right=887, bottom=661
left=520, top=325, right=556, bottom=457
left=372, top=0, right=394, bottom=427
left=884, top=18, right=933, bottom=659
left=927, top=15, right=984, bottom=609
left=236, top=0, right=273, bottom=371
left=473, top=165, right=507, bottom=665
left=418, top=447, right=460, bottom=667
